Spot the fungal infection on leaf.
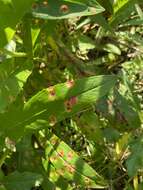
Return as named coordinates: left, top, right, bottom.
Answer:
left=49, top=115, right=57, bottom=126
left=66, top=79, right=75, bottom=88
left=60, top=4, right=69, bottom=13
left=47, top=86, right=56, bottom=100
left=64, top=96, right=78, bottom=112
left=65, top=163, right=75, bottom=174
left=58, top=150, right=64, bottom=157
left=51, top=137, right=59, bottom=146
left=67, top=151, right=74, bottom=160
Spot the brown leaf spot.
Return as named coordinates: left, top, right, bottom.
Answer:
left=49, top=115, right=57, bottom=126
left=49, top=86, right=56, bottom=96
left=60, top=4, right=69, bottom=13
left=47, top=86, right=56, bottom=100
left=66, top=79, right=75, bottom=88
left=64, top=96, right=78, bottom=112
left=64, top=100, right=72, bottom=112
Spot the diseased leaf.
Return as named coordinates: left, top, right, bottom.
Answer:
left=45, top=134, right=108, bottom=188
left=32, top=0, right=104, bottom=20
left=0, top=75, right=116, bottom=144
left=42, top=159, right=73, bottom=190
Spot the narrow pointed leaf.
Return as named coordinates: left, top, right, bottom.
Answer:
left=0, top=75, right=116, bottom=142
left=42, top=159, right=73, bottom=190
left=110, top=0, right=138, bottom=27
left=0, top=59, right=32, bottom=112
left=45, top=134, right=108, bottom=188
left=0, top=0, right=34, bottom=47
left=32, top=0, right=104, bottom=20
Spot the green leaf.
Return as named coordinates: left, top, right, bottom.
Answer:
left=22, top=16, right=33, bottom=57
left=32, top=0, right=104, bottom=20
left=103, top=43, right=121, bottom=55
left=114, top=71, right=141, bottom=128
left=42, top=160, right=73, bottom=190
left=96, top=0, right=113, bottom=14
left=15, top=134, right=43, bottom=172
left=126, top=138, right=143, bottom=177
left=0, top=59, right=32, bottom=112
left=110, top=0, right=138, bottom=27
left=114, top=91, right=141, bottom=128
left=92, top=14, right=113, bottom=31
left=45, top=134, right=108, bottom=188
left=42, top=177, right=56, bottom=190
left=0, top=75, right=116, bottom=143
left=77, top=35, right=95, bottom=54
left=78, top=111, right=103, bottom=142
left=2, top=171, right=43, bottom=190
left=0, top=0, right=34, bottom=47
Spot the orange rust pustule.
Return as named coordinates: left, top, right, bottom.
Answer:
left=65, top=163, right=75, bottom=173
left=58, top=150, right=64, bottom=157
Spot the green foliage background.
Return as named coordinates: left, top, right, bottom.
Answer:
left=0, top=0, right=143, bottom=189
